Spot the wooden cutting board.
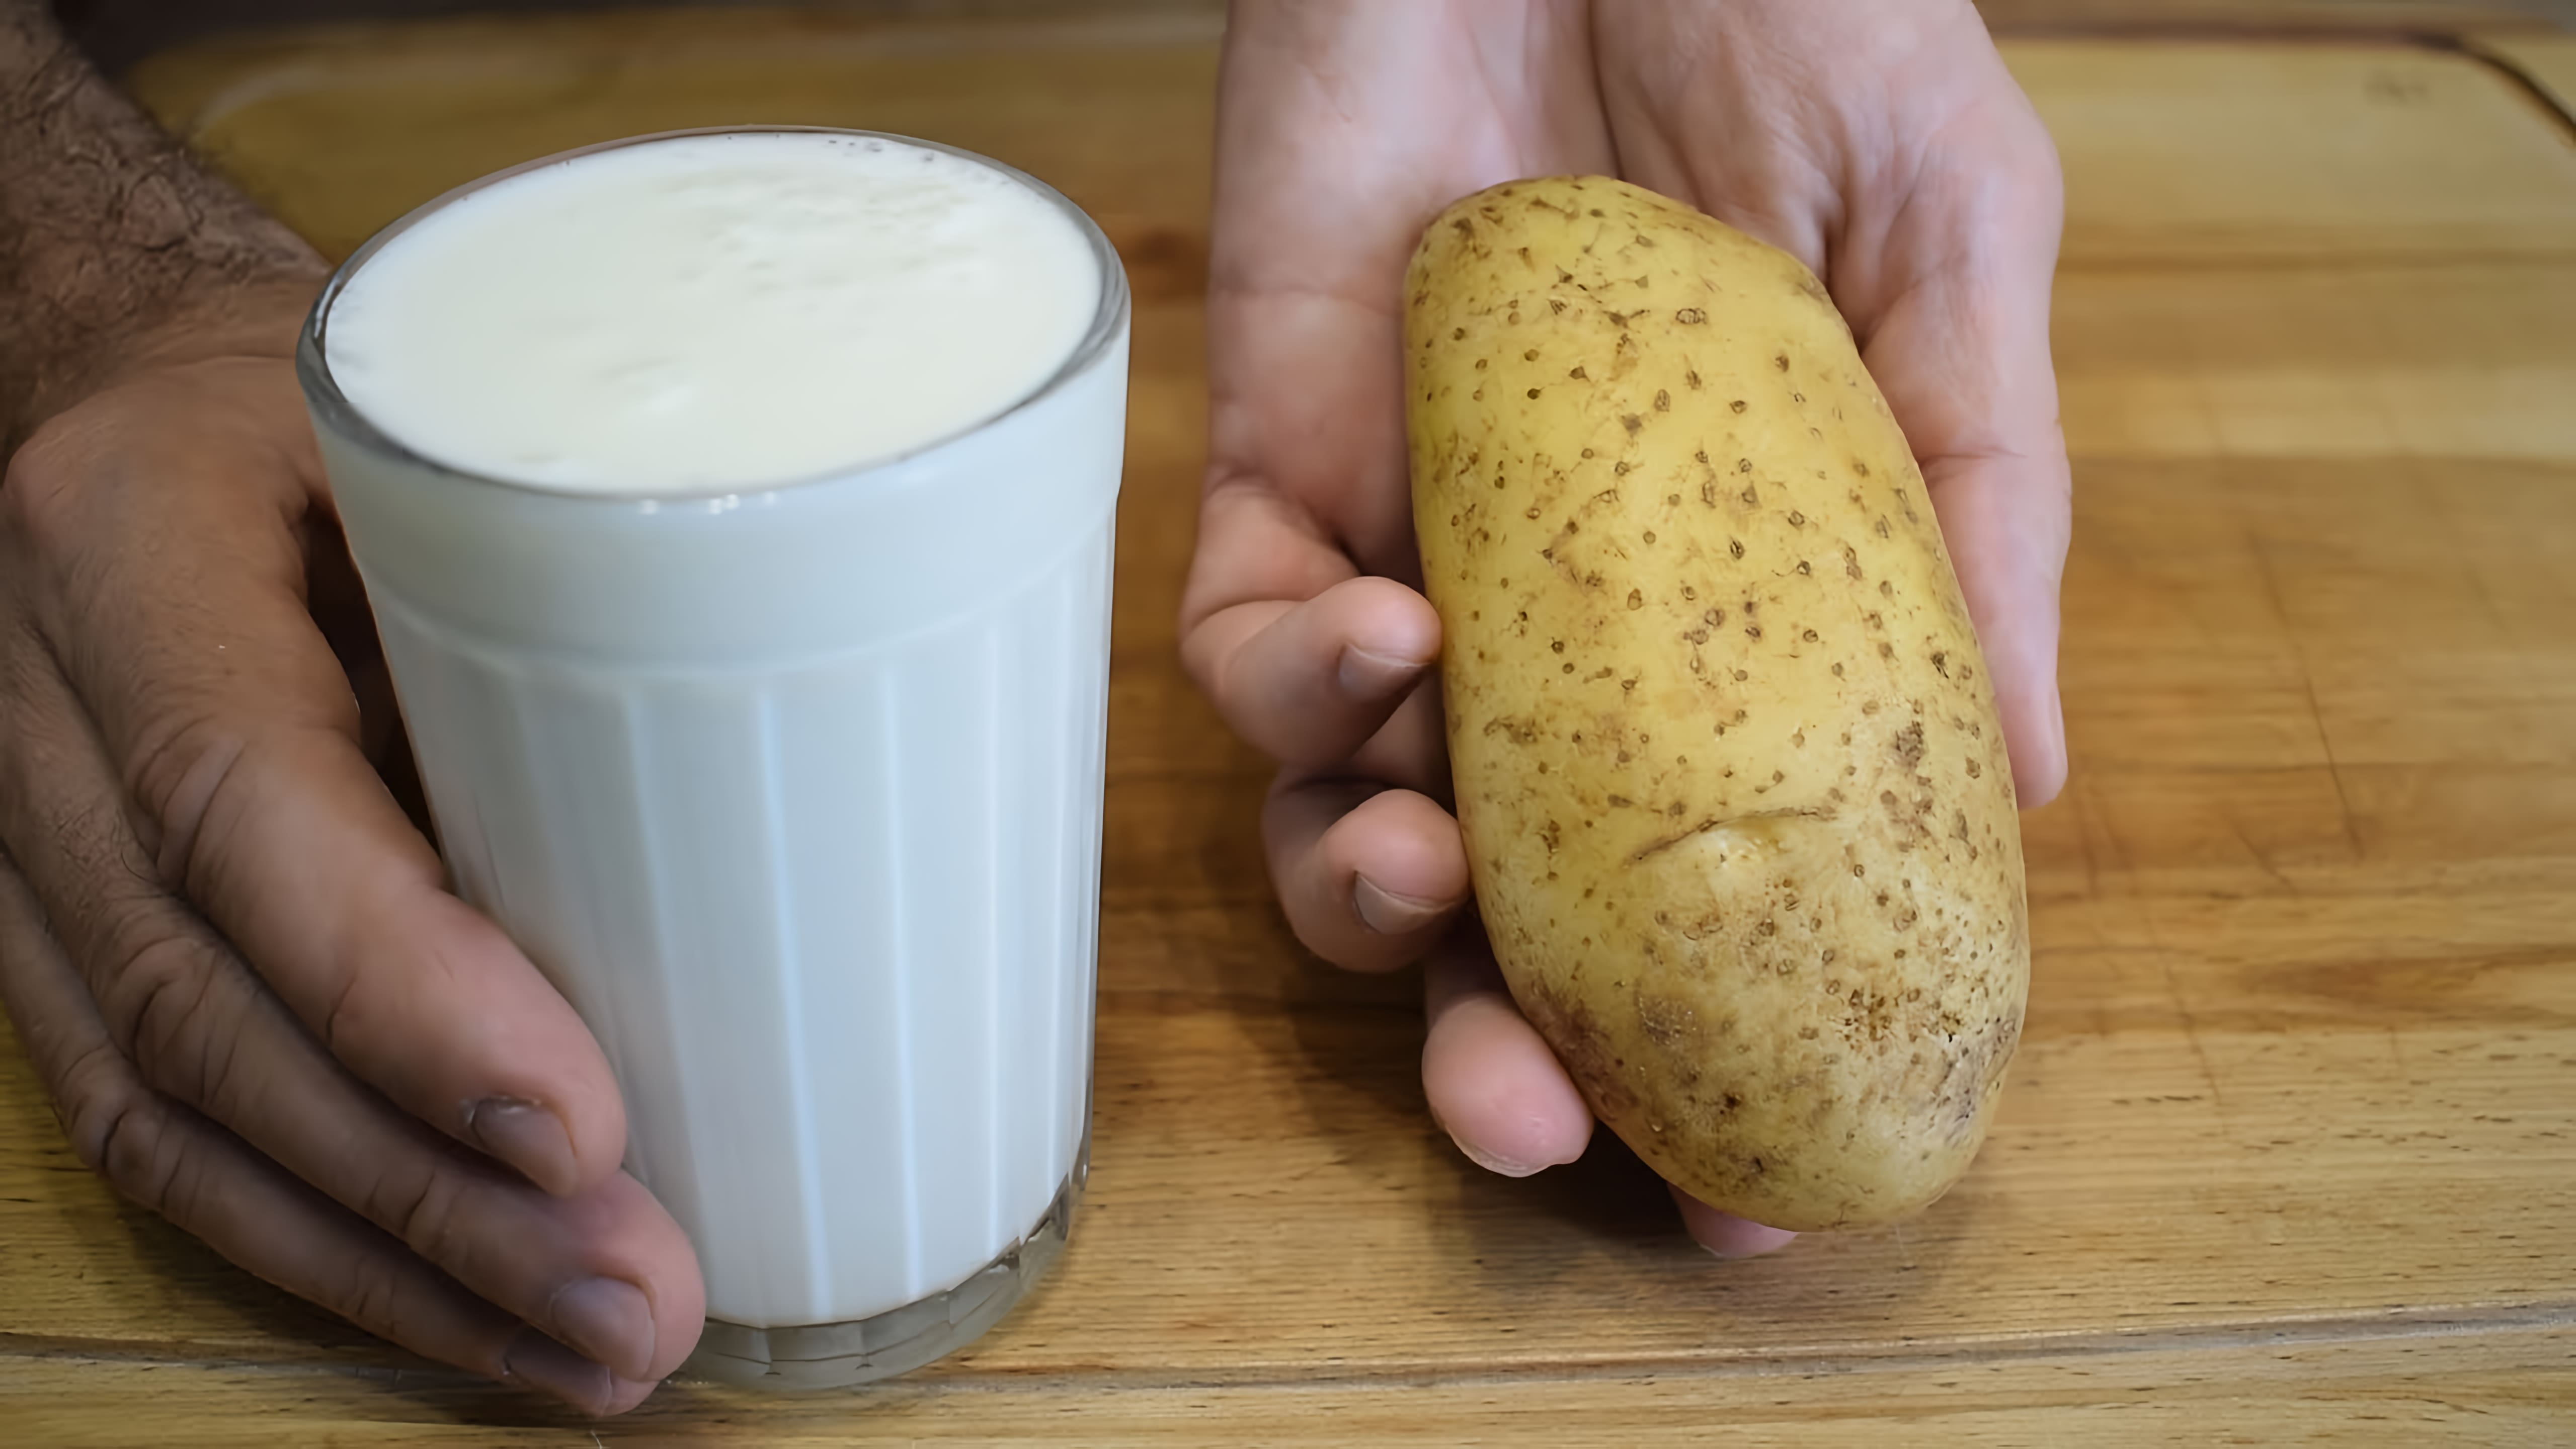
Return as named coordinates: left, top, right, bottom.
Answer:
left=5, top=6, right=2575, bottom=1443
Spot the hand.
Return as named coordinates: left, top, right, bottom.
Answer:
left=1182, top=0, right=2068, bottom=1253
left=0, top=303, right=704, bottom=1413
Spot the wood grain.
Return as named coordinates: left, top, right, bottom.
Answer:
left=2474, top=33, right=2576, bottom=114
left=10, top=1327, right=2575, bottom=1444
left=4, top=7, right=2574, bottom=1442
left=1981, top=0, right=2563, bottom=34
left=124, top=18, right=2576, bottom=273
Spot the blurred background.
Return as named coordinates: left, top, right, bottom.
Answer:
left=54, top=0, right=2576, bottom=73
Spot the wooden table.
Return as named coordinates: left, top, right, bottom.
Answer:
left=7, top=7, right=2576, bottom=1443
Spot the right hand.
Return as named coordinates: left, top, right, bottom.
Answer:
left=0, top=305, right=704, bottom=1414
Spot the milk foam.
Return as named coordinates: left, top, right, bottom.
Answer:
left=326, top=132, right=1101, bottom=494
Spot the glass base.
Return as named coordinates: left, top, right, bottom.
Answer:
left=680, top=1173, right=1080, bottom=1390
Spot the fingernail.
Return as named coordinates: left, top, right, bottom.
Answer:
left=1451, top=1133, right=1544, bottom=1179
left=1338, top=645, right=1427, bottom=701
left=1354, top=875, right=1450, bottom=936
left=503, top=1326, right=611, bottom=1413
left=467, top=1096, right=578, bottom=1195
left=1699, top=1222, right=1802, bottom=1261
left=549, top=1276, right=657, bottom=1381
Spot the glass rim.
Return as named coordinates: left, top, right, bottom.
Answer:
left=295, top=125, right=1132, bottom=506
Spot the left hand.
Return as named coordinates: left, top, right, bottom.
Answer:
left=1181, top=0, right=2068, bottom=1254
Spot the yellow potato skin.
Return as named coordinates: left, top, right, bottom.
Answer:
left=1406, top=177, right=2028, bottom=1231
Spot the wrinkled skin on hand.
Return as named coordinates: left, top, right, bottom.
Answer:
left=0, top=340, right=705, bottom=1413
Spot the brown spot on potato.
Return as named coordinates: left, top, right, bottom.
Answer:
left=1637, top=994, right=1705, bottom=1055
left=1518, top=982, right=1638, bottom=1118
left=1891, top=722, right=1926, bottom=769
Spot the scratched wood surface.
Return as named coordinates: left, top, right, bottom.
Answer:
left=3, top=7, right=2574, bottom=1443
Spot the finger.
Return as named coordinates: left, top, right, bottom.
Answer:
left=1263, top=779, right=1470, bottom=973
left=1420, top=938, right=1592, bottom=1176
left=1346, top=674, right=1455, bottom=807
left=0, top=638, right=703, bottom=1384
left=7, top=359, right=625, bottom=1194
left=1185, top=574, right=1441, bottom=770
left=1205, top=1, right=1613, bottom=581
left=1668, top=1185, right=1800, bottom=1261
left=1856, top=92, right=2072, bottom=808
left=1917, top=446, right=2069, bottom=808
left=0, top=852, right=659, bottom=1415
left=1599, top=15, right=2074, bottom=809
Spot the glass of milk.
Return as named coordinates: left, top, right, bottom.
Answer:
left=294, top=129, right=1128, bottom=1387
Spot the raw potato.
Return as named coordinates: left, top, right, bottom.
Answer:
left=1405, top=177, right=2028, bottom=1231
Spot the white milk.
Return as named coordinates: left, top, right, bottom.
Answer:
left=326, top=132, right=1100, bottom=491
left=301, top=131, right=1127, bottom=1383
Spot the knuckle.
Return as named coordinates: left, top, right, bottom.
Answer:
left=52, top=1037, right=150, bottom=1174
left=0, top=415, right=95, bottom=555
left=316, top=958, right=367, bottom=1058
left=124, top=715, right=245, bottom=891
left=332, top=1248, right=416, bottom=1343
left=29, top=782, right=257, bottom=1120
left=95, top=925, right=224, bottom=1104
left=362, top=1160, right=474, bottom=1266
left=87, top=1077, right=189, bottom=1216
